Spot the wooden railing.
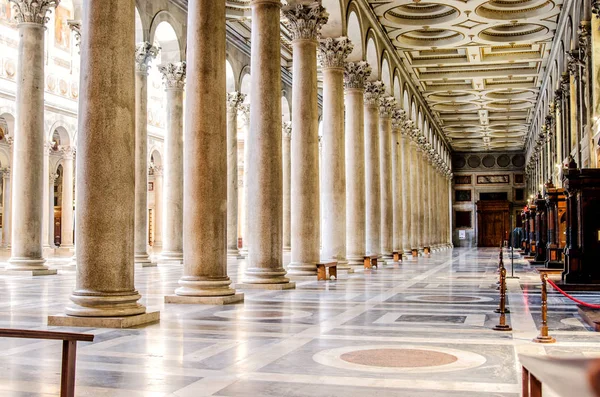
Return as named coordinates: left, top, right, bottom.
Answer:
left=0, top=328, right=94, bottom=397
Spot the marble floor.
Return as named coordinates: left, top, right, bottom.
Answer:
left=0, top=248, right=600, bottom=396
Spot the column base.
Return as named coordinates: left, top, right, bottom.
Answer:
left=287, top=262, right=318, bottom=276
left=347, top=254, right=365, bottom=267
left=160, top=251, right=183, bottom=263
left=227, top=248, right=240, bottom=257
left=3, top=269, right=57, bottom=276
left=238, top=248, right=248, bottom=258
left=165, top=293, right=244, bottom=305
left=174, top=277, right=239, bottom=298
left=135, top=253, right=154, bottom=267
left=7, top=257, right=52, bottom=274
left=48, top=311, right=160, bottom=329
left=283, top=246, right=291, bottom=253
left=382, top=252, right=394, bottom=261
left=236, top=282, right=296, bottom=290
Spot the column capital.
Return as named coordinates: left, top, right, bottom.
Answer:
left=364, top=80, right=385, bottom=107
left=281, top=2, right=328, bottom=41
left=135, top=42, right=160, bottom=74
left=5, top=136, right=13, bottom=148
left=9, top=0, right=58, bottom=25
left=227, top=92, right=246, bottom=112
left=344, top=61, right=371, bottom=90
left=593, top=0, right=600, bottom=17
left=559, top=72, right=570, bottom=93
left=282, top=121, right=292, bottom=139
left=391, top=108, right=406, bottom=131
left=318, top=37, right=353, bottom=70
left=2, top=167, right=10, bottom=179
left=378, top=96, right=396, bottom=119
left=566, top=50, right=583, bottom=77
left=61, top=146, right=75, bottom=160
left=151, top=165, right=163, bottom=177
left=44, top=141, right=53, bottom=154
left=239, top=103, right=250, bottom=124
left=67, top=19, right=81, bottom=48
left=49, top=172, right=58, bottom=184
left=401, top=119, right=414, bottom=137
left=578, top=21, right=591, bottom=60
left=159, top=62, right=186, bottom=90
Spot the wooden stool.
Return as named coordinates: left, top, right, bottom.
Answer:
left=393, top=251, right=402, bottom=262
left=363, top=255, right=378, bottom=269
left=316, top=261, right=337, bottom=281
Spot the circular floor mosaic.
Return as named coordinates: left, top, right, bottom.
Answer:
left=404, top=294, right=493, bottom=303
left=213, top=308, right=313, bottom=321
left=313, top=345, right=486, bottom=374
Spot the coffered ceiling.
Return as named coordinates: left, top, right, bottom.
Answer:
left=368, top=0, right=563, bottom=152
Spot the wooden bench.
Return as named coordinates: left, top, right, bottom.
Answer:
left=316, top=261, right=337, bottom=281
left=0, top=328, right=94, bottom=397
left=393, top=251, right=402, bottom=262
left=363, top=255, right=378, bottom=269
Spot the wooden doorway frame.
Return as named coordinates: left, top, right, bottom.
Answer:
left=476, top=200, right=510, bottom=247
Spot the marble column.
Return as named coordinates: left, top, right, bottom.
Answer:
left=241, top=0, right=293, bottom=288
left=344, top=62, right=370, bottom=266
left=42, top=143, right=50, bottom=249
left=239, top=104, right=250, bottom=257
left=379, top=96, right=395, bottom=261
left=284, top=3, right=328, bottom=277
left=364, top=81, right=384, bottom=258
left=420, top=143, right=430, bottom=254
left=409, top=129, right=419, bottom=257
left=391, top=109, right=404, bottom=259
left=2, top=168, right=11, bottom=248
left=48, top=172, right=57, bottom=247
left=400, top=118, right=412, bottom=256
left=152, top=166, right=163, bottom=250
left=134, top=42, right=158, bottom=266
left=166, top=0, right=242, bottom=304
left=158, top=62, right=186, bottom=262
left=60, top=147, right=75, bottom=249
left=416, top=134, right=426, bottom=254
left=427, top=150, right=435, bottom=251
left=282, top=121, right=292, bottom=252
left=226, top=92, right=246, bottom=258
left=48, top=0, right=158, bottom=327
left=318, top=37, right=352, bottom=269
left=7, top=0, right=58, bottom=274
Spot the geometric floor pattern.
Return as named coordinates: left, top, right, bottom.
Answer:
left=1, top=248, right=600, bottom=396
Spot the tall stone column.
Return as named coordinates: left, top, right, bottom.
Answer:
left=226, top=92, right=245, bottom=258
left=49, top=172, right=58, bottom=247
left=152, top=166, right=163, bottom=250
left=344, top=62, right=370, bottom=266
left=427, top=149, right=435, bottom=251
left=364, top=81, right=384, bottom=258
left=409, top=129, right=419, bottom=257
left=159, top=62, right=186, bottom=262
left=239, top=104, right=250, bottom=257
left=134, top=42, right=158, bottom=266
left=240, top=0, right=293, bottom=288
left=60, top=147, right=75, bottom=249
left=400, top=119, right=412, bottom=256
left=49, top=0, right=159, bottom=327
left=421, top=143, right=430, bottom=254
left=7, top=0, right=58, bottom=275
left=2, top=168, right=11, bottom=248
left=42, top=143, right=50, bottom=249
left=318, top=37, right=352, bottom=269
left=391, top=109, right=404, bottom=258
left=166, top=0, right=242, bottom=304
left=379, top=96, right=395, bottom=261
left=284, top=3, right=328, bottom=277
left=282, top=121, right=292, bottom=252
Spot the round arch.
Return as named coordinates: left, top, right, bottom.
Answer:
left=282, top=96, right=291, bottom=122
left=346, top=8, right=363, bottom=62
left=380, top=52, right=391, bottom=95
left=48, top=122, right=72, bottom=147
left=393, top=69, right=401, bottom=102
left=365, top=33, right=379, bottom=81
left=240, top=71, right=251, bottom=103
left=226, top=60, right=236, bottom=93
left=149, top=12, right=184, bottom=63
left=321, top=0, right=344, bottom=37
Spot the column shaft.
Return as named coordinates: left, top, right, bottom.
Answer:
left=226, top=93, right=245, bottom=257
left=282, top=122, right=291, bottom=252
left=153, top=168, right=163, bottom=249
left=409, top=140, right=418, bottom=255
left=379, top=98, right=394, bottom=260
left=239, top=106, right=250, bottom=257
left=60, top=150, right=75, bottom=248
left=42, top=147, right=50, bottom=248
left=2, top=170, right=11, bottom=248
left=400, top=131, right=411, bottom=254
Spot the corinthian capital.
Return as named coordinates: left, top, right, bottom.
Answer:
left=281, top=2, right=328, bottom=41
left=392, top=109, right=405, bottom=131
left=9, top=0, right=58, bottom=25
left=61, top=146, right=75, bottom=159
left=239, top=104, right=250, bottom=125
left=227, top=92, right=246, bottom=112
left=364, top=81, right=385, bottom=107
left=159, top=62, right=186, bottom=90
left=378, top=96, right=396, bottom=118
left=594, top=0, right=600, bottom=17
left=318, top=37, right=353, bottom=69
left=135, top=42, right=160, bottom=74
left=283, top=121, right=292, bottom=139
left=344, top=62, right=371, bottom=90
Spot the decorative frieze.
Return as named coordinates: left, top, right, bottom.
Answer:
left=9, top=0, right=58, bottom=25
left=344, top=62, right=371, bottom=90
left=227, top=92, right=246, bottom=112
left=317, top=37, right=353, bottom=69
left=281, top=2, right=328, bottom=41
left=135, top=42, right=160, bottom=74
left=158, top=62, right=186, bottom=90
left=364, top=81, right=385, bottom=107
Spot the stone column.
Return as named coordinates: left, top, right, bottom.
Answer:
left=2, top=168, right=11, bottom=248
left=48, top=172, right=58, bottom=247
left=428, top=150, right=435, bottom=251
left=379, top=96, right=395, bottom=261
left=48, top=0, right=158, bottom=327
left=391, top=109, right=404, bottom=259
left=7, top=0, right=58, bottom=275
left=42, top=142, right=50, bottom=249
left=152, top=166, right=163, bottom=250
left=240, top=0, right=293, bottom=288
left=344, top=62, right=370, bottom=266
left=134, top=42, right=158, bottom=266
left=409, top=129, right=419, bottom=257
left=227, top=92, right=245, bottom=258
left=158, top=62, right=186, bottom=262
left=416, top=137, right=426, bottom=253
left=282, top=121, right=292, bottom=252
left=364, top=81, right=384, bottom=258
left=318, top=37, right=352, bottom=269
left=239, top=104, right=250, bottom=257
left=400, top=118, right=412, bottom=256
left=165, top=0, right=242, bottom=304
left=60, top=147, right=75, bottom=249
left=284, top=3, right=328, bottom=277
left=421, top=143, right=430, bottom=254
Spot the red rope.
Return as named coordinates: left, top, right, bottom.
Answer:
left=546, top=278, right=600, bottom=309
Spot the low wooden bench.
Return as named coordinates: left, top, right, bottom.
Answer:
left=0, top=328, right=94, bottom=397
left=363, top=255, right=378, bottom=269
left=316, top=261, right=337, bottom=281
left=393, top=251, right=402, bottom=262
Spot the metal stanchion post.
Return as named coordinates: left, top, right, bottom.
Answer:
left=533, top=274, right=556, bottom=343
left=495, top=258, right=510, bottom=313
left=493, top=264, right=512, bottom=331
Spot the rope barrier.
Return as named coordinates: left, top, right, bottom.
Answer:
left=546, top=278, right=600, bottom=309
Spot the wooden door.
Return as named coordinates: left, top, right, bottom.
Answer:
left=477, top=200, right=510, bottom=247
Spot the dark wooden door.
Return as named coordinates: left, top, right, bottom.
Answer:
left=477, top=200, right=510, bottom=247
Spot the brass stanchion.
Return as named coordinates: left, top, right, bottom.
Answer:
left=533, top=274, right=556, bottom=343
left=494, top=256, right=510, bottom=313
left=493, top=263, right=512, bottom=331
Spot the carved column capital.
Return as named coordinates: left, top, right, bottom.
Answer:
left=49, top=172, right=58, bottom=184
left=159, top=62, right=186, bottom=90
left=364, top=80, right=385, bottom=107
left=282, top=121, right=292, bottom=139
left=593, top=0, right=600, bottom=17
left=378, top=96, right=396, bottom=118
left=227, top=92, right=246, bottom=112
left=67, top=19, right=81, bottom=49
left=61, top=146, right=75, bottom=160
left=281, top=2, right=328, bottom=41
left=566, top=50, right=583, bottom=77
left=238, top=104, right=250, bottom=125
left=151, top=165, right=163, bottom=177
left=135, top=42, right=160, bottom=74
left=9, top=0, right=58, bottom=25
left=2, top=167, right=10, bottom=179
left=344, top=61, right=371, bottom=90
left=578, top=21, right=591, bottom=60
left=318, top=37, right=353, bottom=70
left=392, top=108, right=406, bottom=131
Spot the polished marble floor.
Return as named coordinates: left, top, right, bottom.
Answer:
left=0, top=248, right=599, bottom=396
